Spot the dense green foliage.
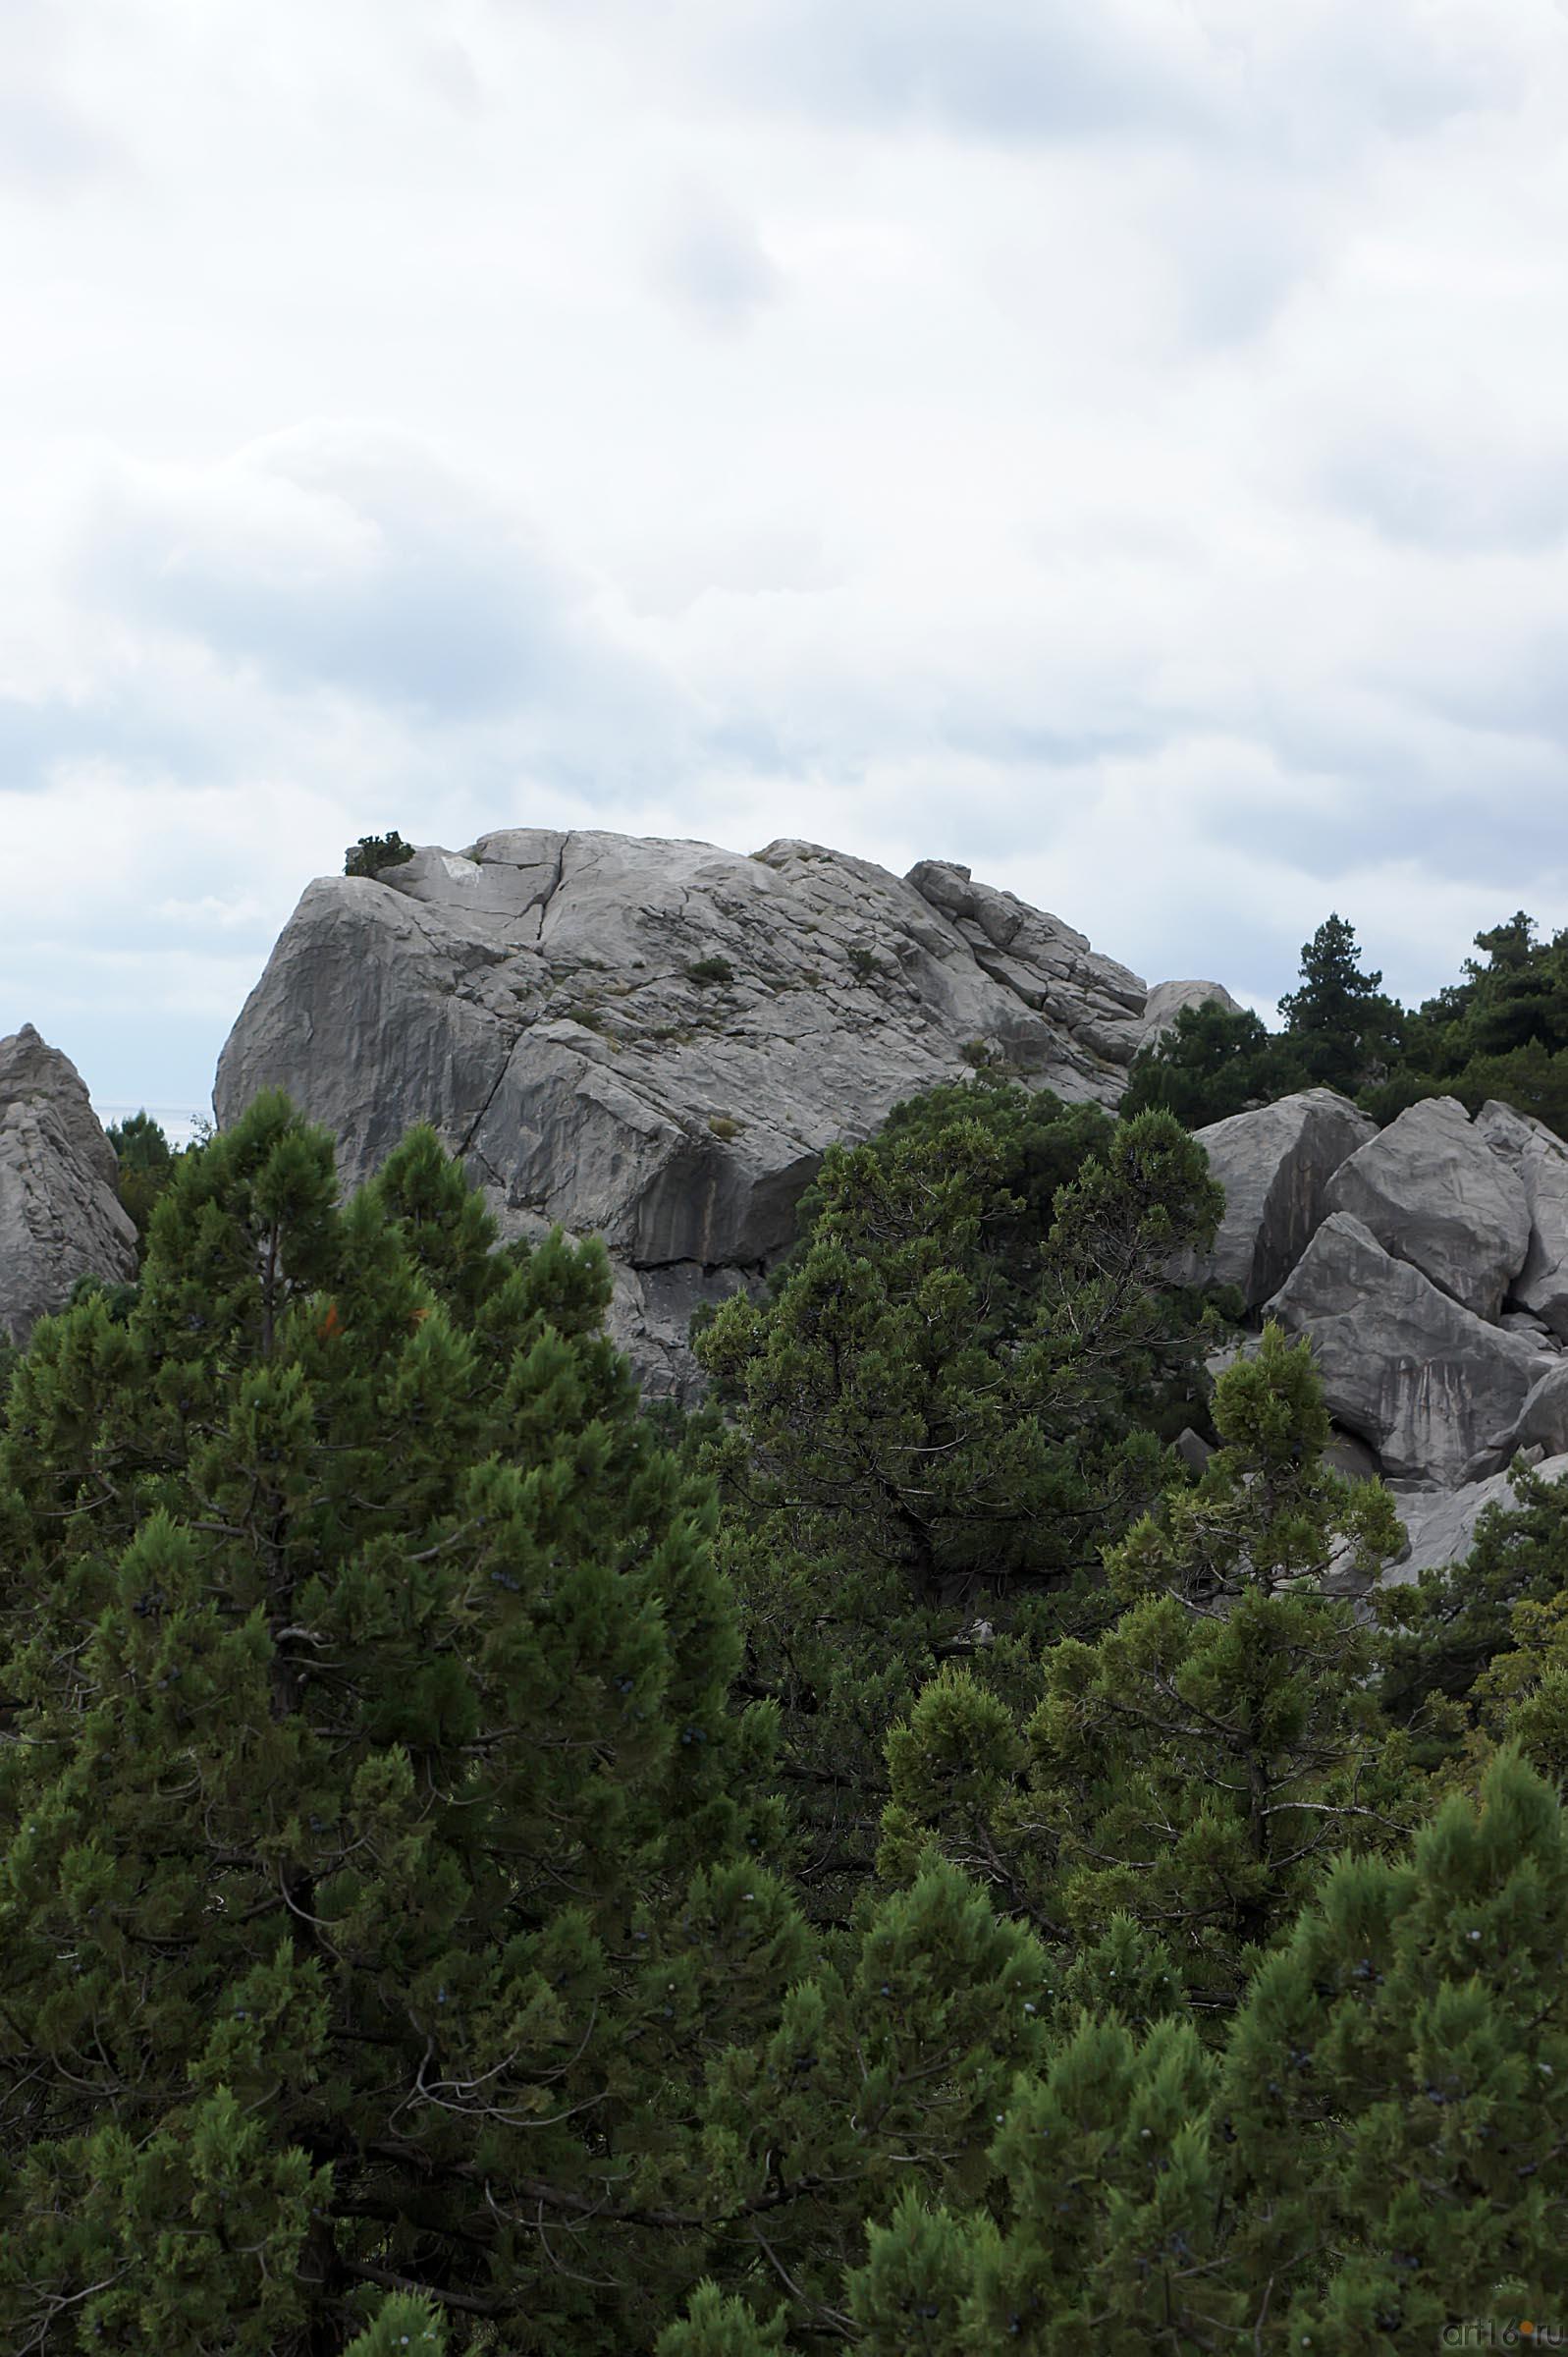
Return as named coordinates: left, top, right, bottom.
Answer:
left=4, top=1072, right=1568, bottom=2350
left=1127, top=905, right=1568, bottom=1133
left=0, top=1098, right=793, bottom=2351
left=104, top=1108, right=197, bottom=1257
left=693, top=1090, right=1221, bottom=1919
left=345, top=831, right=417, bottom=880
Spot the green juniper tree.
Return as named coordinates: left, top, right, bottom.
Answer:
left=680, top=1856, right=1054, bottom=2339
left=344, top=831, right=416, bottom=880
left=0, top=1094, right=801, bottom=2353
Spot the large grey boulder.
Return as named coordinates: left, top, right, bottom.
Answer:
left=1475, top=1098, right=1568, bottom=1338
left=1324, top=1095, right=1530, bottom=1321
left=1170, top=1089, right=1375, bottom=1306
left=1266, top=1212, right=1550, bottom=1484
left=1133, top=977, right=1244, bottom=1049
left=217, top=830, right=1164, bottom=1394
left=1509, top=1360, right=1568, bottom=1457
left=0, top=1025, right=137, bottom=1344
left=1394, top=1453, right=1568, bottom=1582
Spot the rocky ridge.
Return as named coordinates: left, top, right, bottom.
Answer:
left=216, top=827, right=1227, bottom=1393
left=212, top=824, right=1568, bottom=1578
left=0, top=1025, right=137, bottom=1343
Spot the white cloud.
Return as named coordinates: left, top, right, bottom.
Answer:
left=3, top=0, right=1568, bottom=1109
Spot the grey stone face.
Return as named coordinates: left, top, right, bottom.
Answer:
left=1133, top=978, right=1243, bottom=1050
left=215, top=828, right=1162, bottom=1395
left=212, top=823, right=1568, bottom=1458
left=0, top=1025, right=138, bottom=1343
left=1171, top=1089, right=1376, bottom=1307
left=1324, top=1095, right=1531, bottom=1321
left=1510, top=1360, right=1568, bottom=1457
left=1393, top=1453, right=1568, bottom=1583
left=1474, top=1098, right=1568, bottom=1338
left=1265, top=1212, right=1551, bottom=1485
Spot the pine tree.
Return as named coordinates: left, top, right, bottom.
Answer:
left=1379, top=1458, right=1568, bottom=1737
left=1278, top=912, right=1404, bottom=1093
left=105, top=1108, right=177, bottom=1252
left=1121, top=999, right=1280, bottom=1128
left=1224, top=1750, right=1568, bottom=2343
left=697, top=1853, right=1054, bottom=2331
left=694, top=1099, right=1221, bottom=1917
left=881, top=1326, right=1419, bottom=2011
left=841, top=1754, right=1568, bottom=2352
left=0, top=1096, right=801, bottom=2352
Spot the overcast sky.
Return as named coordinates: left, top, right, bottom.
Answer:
left=5, top=0, right=1568, bottom=1114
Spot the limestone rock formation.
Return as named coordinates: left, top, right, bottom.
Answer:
left=1169, top=1089, right=1375, bottom=1307
left=1324, top=1095, right=1531, bottom=1321
left=1474, top=1098, right=1568, bottom=1338
left=1265, top=1212, right=1550, bottom=1485
left=216, top=829, right=1188, bottom=1393
left=212, top=820, right=1568, bottom=1521
left=1172, top=1084, right=1568, bottom=1514
left=0, top=1025, right=137, bottom=1343
left=1394, top=1454, right=1568, bottom=1584
left=1510, top=1360, right=1568, bottom=1458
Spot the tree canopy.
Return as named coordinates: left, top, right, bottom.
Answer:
left=3, top=1075, right=1568, bottom=2349
left=1126, top=906, right=1568, bottom=1134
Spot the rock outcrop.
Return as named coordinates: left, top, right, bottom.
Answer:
left=1173, top=1083, right=1568, bottom=1522
left=1509, top=1360, right=1568, bottom=1458
left=0, top=1025, right=137, bottom=1343
left=1266, top=1212, right=1548, bottom=1485
left=1474, top=1099, right=1568, bottom=1338
left=216, top=829, right=1220, bottom=1394
left=1323, top=1095, right=1531, bottom=1321
left=1170, top=1088, right=1375, bottom=1307
left=212, top=820, right=1568, bottom=1581
left=1394, top=1454, right=1568, bottom=1583
left=1133, top=978, right=1244, bottom=1049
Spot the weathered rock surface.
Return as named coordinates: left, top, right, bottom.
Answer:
left=1266, top=1212, right=1550, bottom=1485
left=1474, top=1098, right=1568, bottom=1338
left=1509, top=1360, right=1568, bottom=1457
left=216, top=830, right=1177, bottom=1393
left=0, top=1025, right=137, bottom=1343
left=1324, top=1095, right=1531, bottom=1321
left=213, top=824, right=1568, bottom=1490
left=1393, top=1453, right=1568, bottom=1582
left=1170, top=1089, right=1375, bottom=1306
left=1133, top=978, right=1244, bottom=1049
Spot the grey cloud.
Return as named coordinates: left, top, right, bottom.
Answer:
left=1320, top=426, right=1568, bottom=554
left=0, top=2, right=129, bottom=192
left=568, top=0, right=1525, bottom=155
left=421, top=39, right=486, bottom=120
left=649, top=187, right=784, bottom=332
left=75, top=426, right=675, bottom=736
left=0, top=88, right=124, bottom=190
left=0, top=685, right=238, bottom=792
left=710, top=0, right=1215, bottom=144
